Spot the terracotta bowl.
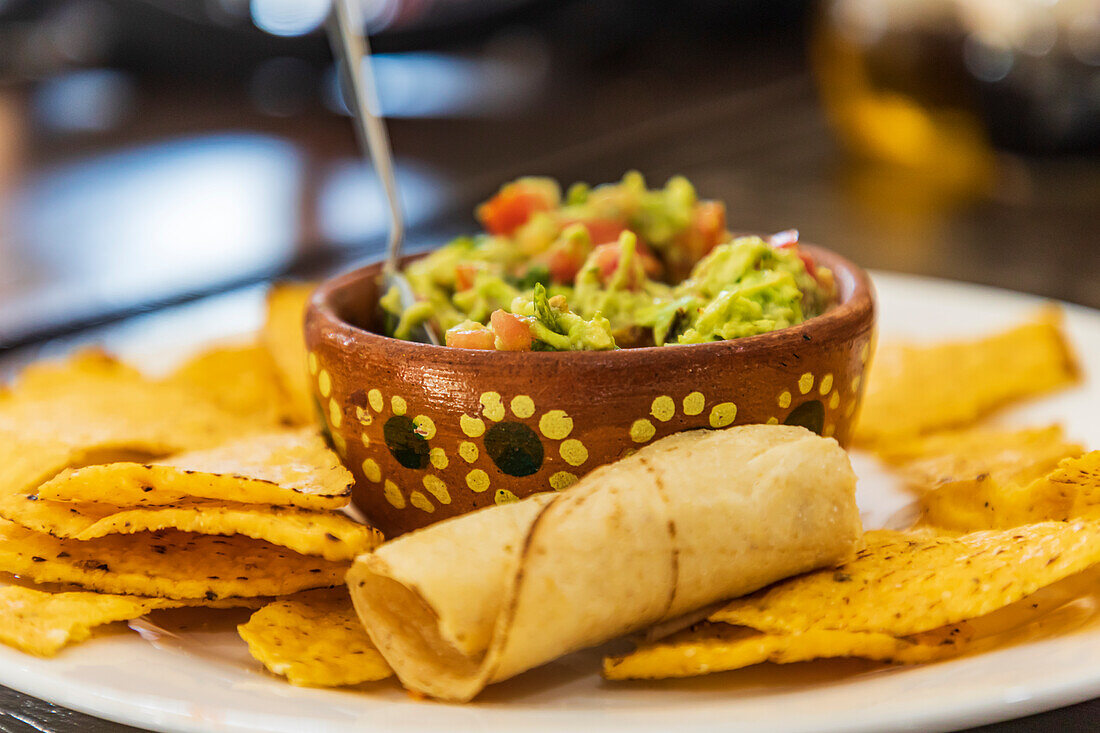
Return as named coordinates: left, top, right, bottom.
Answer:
left=305, top=244, right=875, bottom=537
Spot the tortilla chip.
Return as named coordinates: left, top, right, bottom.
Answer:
left=712, top=521, right=1100, bottom=637
left=1030, top=451, right=1100, bottom=521
left=879, top=426, right=1084, bottom=531
left=0, top=519, right=346, bottom=599
left=607, top=565, right=1100, bottom=680
left=261, top=283, right=316, bottom=426
left=0, top=585, right=261, bottom=656
left=9, top=349, right=143, bottom=395
left=0, top=494, right=380, bottom=562
left=602, top=622, right=970, bottom=680
left=165, top=344, right=289, bottom=428
left=238, top=588, right=391, bottom=687
left=36, top=429, right=352, bottom=511
left=855, top=308, right=1079, bottom=447
left=0, top=352, right=265, bottom=460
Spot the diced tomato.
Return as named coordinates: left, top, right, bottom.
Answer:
left=594, top=238, right=660, bottom=286
left=772, top=234, right=818, bottom=281
left=490, top=310, right=532, bottom=351
left=561, top=218, right=627, bottom=246
left=545, top=246, right=586, bottom=284
left=454, top=263, right=479, bottom=291
left=476, top=185, right=556, bottom=236
left=690, top=201, right=727, bottom=256
left=539, top=227, right=595, bottom=285
left=799, top=251, right=817, bottom=279
left=445, top=326, right=496, bottom=350
left=666, top=200, right=728, bottom=280
left=588, top=241, right=661, bottom=290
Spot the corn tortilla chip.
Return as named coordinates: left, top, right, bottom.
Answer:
left=606, top=566, right=1100, bottom=680
left=0, top=519, right=346, bottom=599
left=855, top=308, right=1079, bottom=447
left=165, top=344, right=289, bottom=429
left=0, top=353, right=266, bottom=461
left=0, top=584, right=261, bottom=656
left=1030, top=451, right=1100, bottom=521
left=879, top=426, right=1083, bottom=531
left=261, top=283, right=316, bottom=426
left=603, top=622, right=971, bottom=680
left=0, top=494, right=380, bottom=562
left=712, top=521, right=1100, bottom=637
left=36, top=429, right=352, bottom=511
left=238, top=588, right=391, bottom=687
left=9, top=349, right=143, bottom=395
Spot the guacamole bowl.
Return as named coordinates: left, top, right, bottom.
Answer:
left=305, top=244, right=875, bottom=537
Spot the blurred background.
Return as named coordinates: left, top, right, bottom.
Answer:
left=0, top=0, right=1098, bottom=353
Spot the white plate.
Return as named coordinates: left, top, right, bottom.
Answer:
left=2, top=272, right=1098, bottom=733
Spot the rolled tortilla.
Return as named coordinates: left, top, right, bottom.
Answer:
left=347, top=424, right=861, bottom=701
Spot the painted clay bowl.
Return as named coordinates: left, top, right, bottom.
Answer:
left=304, top=244, right=875, bottom=537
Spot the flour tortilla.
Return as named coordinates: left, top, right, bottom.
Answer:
left=347, top=424, right=862, bottom=701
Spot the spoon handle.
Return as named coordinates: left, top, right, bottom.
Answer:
left=327, top=0, right=405, bottom=274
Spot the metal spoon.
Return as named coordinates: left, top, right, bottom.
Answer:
left=326, top=0, right=440, bottom=345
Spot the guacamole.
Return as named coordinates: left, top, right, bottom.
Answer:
left=382, top=173, right=836, bottom=351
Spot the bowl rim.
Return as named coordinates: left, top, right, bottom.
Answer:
left=306, top=241, right=875, bottom=366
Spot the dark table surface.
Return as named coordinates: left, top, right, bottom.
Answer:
left=0, top=1, right=1098, bottom=729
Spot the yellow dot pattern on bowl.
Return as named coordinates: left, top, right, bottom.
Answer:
left=630, top=418, right=656, bottom=444
left=845, top=401, right=857, bottom=418
left=539, top=410, right=573, bottom=440
left=360, top=432, right=370, bottom=447
left=682, top=391, right=705, bottom=416
left=361, top=458, right=381, bottom=483
left=383, top=480, right=404, bottom=509
left=355, top=406, right=373, bottom=426
left=495, top=489, right=519, bottom=505
left=650, top=395, right=675, bottom=422
left=317, top=370, right=332, bottom=398
left=480, top=392, right=505, bottom=422
left=819, top=373, right=834, bottom=396
left=307, top=352, right=318, bottom=376
left=331, top=432, right=347, bottom=457
left=709, top=402, right=737, bottom=428
left=460, top=414, right=486, bottom=437
left=466, top=469, right=490, bottom=493
left=824, top=424, right=836, bottom=438
left=851, top=375, right=862, bottom=393
left=798, top=373, right=814, bottom=394
left=409, top=490, right=434, bottom=513
left=766, top=416, right=779, bottom=425
left=429, top=447, right=448, bottom=470
left=391, top=396, right=407, bottom=416
left=550, top=471, right=578, bottom=491
left=423, top=475, right=451, bottom=505
left=459, top=441, right=479, bottom=463
left=828, top=391, right=841, bottom=410
left=560, top=439, right=589, bottom=466
left=368, top=389, right=383, bottom=412
left=860, top=342, right=870, bottom=363
left=413, top=415, right=436, bottom=440
left=328, top=399, right=342, bottom=429
left=510, top=395, right=535, bottom=419
left=778, top=390, right=792, bottom=409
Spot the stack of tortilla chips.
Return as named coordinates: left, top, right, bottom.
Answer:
left=0, top=285, right=384, bottom=679
left=605, top=307, right=1100, bottom=682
